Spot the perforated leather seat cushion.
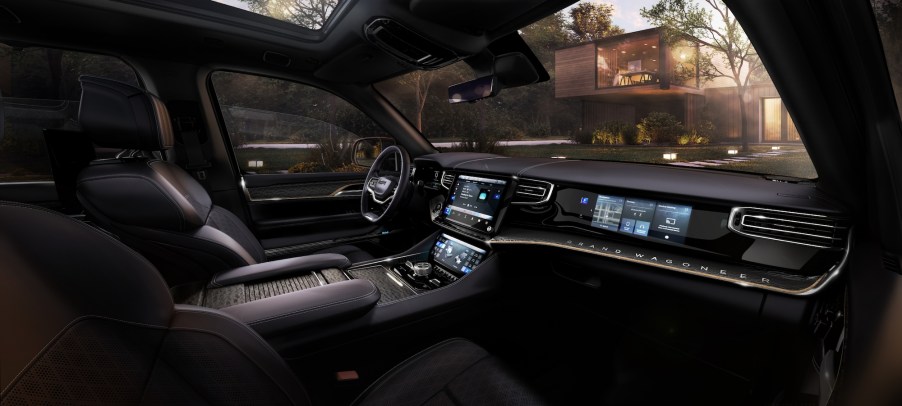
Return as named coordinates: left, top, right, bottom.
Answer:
left=353, top=339, right=548, bottom=406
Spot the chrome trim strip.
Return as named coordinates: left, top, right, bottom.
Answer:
left=385, top=271, right=405, bottom=287
left=510, top=178, right=555, bottom=205
left=440, top=171, right=454, bottom=190
left=0, top=181, right=55, bottom=186
left=728, top=206, right=845, bottom=249
left=313, top=271, right=327, bottom=286
left=242, top=177, right=366, bottom=202
left=488, top=233, right=851, bottom=296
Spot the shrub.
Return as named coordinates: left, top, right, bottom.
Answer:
left=637, top=112, right=684, bottom=144
left=681, top=120, right=715, bottom=145
left=333, top=163, right=368, bottom=173
left=287, top=161, right=324, bottom=173
left=592, top=128, right=623, bottom=145
left=455, top=132, right=501, bottom=153
left=591, top=121, right=635, bottom=145
left=571, top=129, right=595, bottom=144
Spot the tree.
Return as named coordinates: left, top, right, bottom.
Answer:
left=568, top=2, right=624, bottom=42
left=240, top=0, right=337, bottom=29
left=641, top=0, right=763, bottom=152
left=398, top=71, right=437, bottom=132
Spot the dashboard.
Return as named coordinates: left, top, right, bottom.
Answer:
left=413, top=152, right=849, bottom=296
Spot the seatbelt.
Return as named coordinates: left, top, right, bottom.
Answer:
left=175, top=116, right=210, bottom=181
left=167, top=100, right=212, bottom=185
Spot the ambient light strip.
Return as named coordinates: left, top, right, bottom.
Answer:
left=489, top=229, right=850, bottom=296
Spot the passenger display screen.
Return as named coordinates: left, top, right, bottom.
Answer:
left=583, top=194, right=693, bottom=243
left=442, top=174, right=508, bottom=233
left=432, top=234, right=487, bottom=275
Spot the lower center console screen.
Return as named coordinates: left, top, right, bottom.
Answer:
left=432, top=234, right=487, bottom=275
left=442, top=174, right=508, bottom=233
left=581, top=194, right=693, bottom=244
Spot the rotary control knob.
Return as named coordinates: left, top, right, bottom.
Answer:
left=411, top=262, right=433, bottom=278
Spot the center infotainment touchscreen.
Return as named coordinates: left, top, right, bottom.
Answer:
left=442, top=174, right=508, bottom=233
left=585, top=194, right=693, bottom=243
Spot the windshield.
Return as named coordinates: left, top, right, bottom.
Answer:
left=376, top=0, right=817, bottom=179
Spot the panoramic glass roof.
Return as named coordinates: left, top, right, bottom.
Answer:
left=211, top=0, right=340, bottom=30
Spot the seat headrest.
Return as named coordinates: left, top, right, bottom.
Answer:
left=78, top=76, right=174, bottom=151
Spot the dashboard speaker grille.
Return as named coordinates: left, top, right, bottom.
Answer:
left=729, top=207, right=847, bottom=248
left=512, top=179, right=554, bottom=205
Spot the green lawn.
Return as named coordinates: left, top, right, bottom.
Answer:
left=233, top=143, right=818, bottom=179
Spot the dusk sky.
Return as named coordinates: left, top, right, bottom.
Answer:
left=213, top=0, right=659, bottom=34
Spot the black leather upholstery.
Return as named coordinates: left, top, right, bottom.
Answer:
left=1, top=202, right=547, bottom=405
left=0, top=202, right=309, bottom=405
left=221, top=279, right=380, bottom=337
left=74, top=76, right=372, bottom=285
left=210, top=253, right=351, bottom=287
left=79, top=76, right=174, bottom=151
left=353, top=338, right=548, bottom=406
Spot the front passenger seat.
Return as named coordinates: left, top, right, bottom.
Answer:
left=75, top=76, right=373, bottom=286
left=0, top=201, right=547, bottom=406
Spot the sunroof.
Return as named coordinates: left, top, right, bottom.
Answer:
left=211, top=0, right=340, bottom=30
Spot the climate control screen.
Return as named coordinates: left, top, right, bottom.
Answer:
left=432, top=234, right=487, bottom=275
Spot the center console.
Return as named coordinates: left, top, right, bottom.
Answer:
left=392, top=233, right=488, bottom=290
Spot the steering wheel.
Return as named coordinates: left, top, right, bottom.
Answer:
left=361, top=145, right=411, bottom=223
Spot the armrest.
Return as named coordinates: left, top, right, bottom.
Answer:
left=209, top=253, right=351, bottom=288
left=220, top=279, right=379, bottom=337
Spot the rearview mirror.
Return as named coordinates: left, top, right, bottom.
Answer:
left=448, top=75, right=498, bottom=104
left=353, top=137, right=396, bottom=167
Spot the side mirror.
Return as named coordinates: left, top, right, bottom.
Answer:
left=353, top=137, right=396, bottom=167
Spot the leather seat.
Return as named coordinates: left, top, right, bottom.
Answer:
left=74, top=76, right=373, bottom=286
left=0, top=201, right=547, bottom=405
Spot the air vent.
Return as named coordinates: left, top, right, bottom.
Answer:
left=728, top=207, right=847, bottom=248
left=440, top=172, right=455, bottom=189
left=363, top=18, right=459, bottom=69
left=512, top=179, right=554, bottom=205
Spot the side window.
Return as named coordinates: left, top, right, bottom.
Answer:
left=0, top=44, right=139, bottom=182
left=210, top=71, right=386, bottom=175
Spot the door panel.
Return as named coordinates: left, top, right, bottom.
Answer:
left=243, top=172, right=380, bottom=255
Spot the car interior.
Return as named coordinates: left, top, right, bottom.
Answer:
left=2, top=0, right=902, bottom=405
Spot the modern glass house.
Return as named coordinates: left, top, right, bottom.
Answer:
left=555, top=28, right=801, bottom=143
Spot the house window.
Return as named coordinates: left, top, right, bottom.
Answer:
left=761, top=97, right=802, bottom=142
left=596, top=32, right=661, bottom=88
